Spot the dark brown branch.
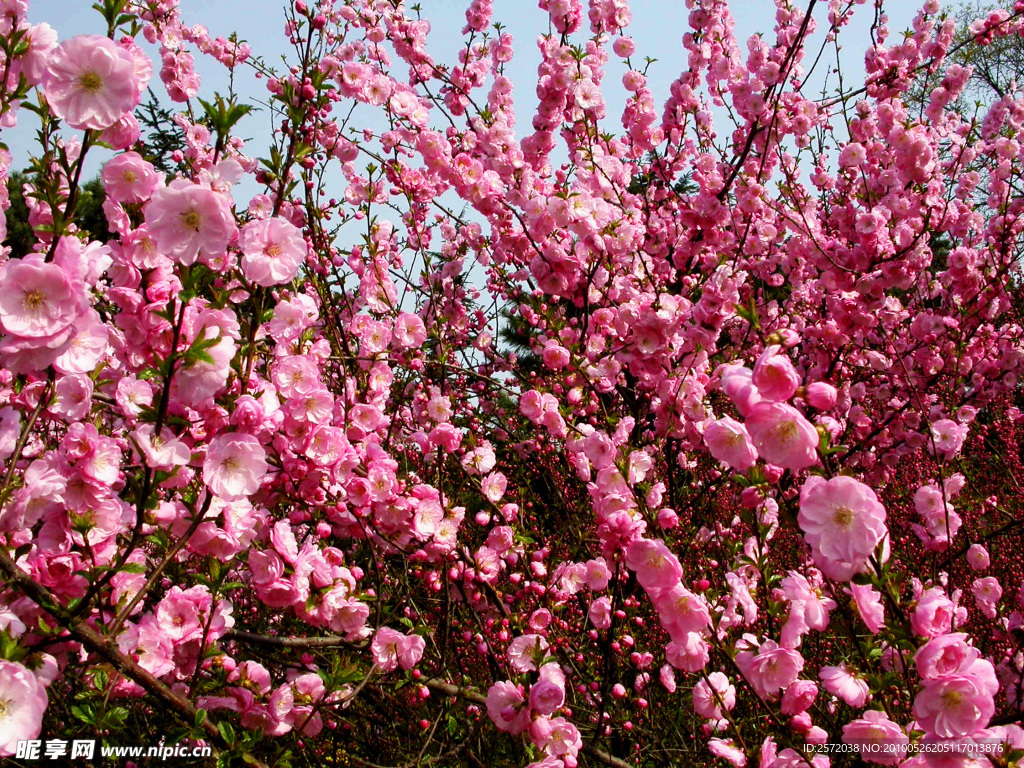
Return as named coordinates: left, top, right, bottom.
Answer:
left=0, top=549, right=270, bottom=768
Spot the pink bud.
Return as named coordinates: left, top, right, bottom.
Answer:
left=741, top=486, right=765, bottom=508
left=805, top=382, right=838, bottom=410
left=967, top=544, right=990, bottom=570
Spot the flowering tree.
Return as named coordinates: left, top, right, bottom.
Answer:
left=2, top=0, right=1024, bottom=766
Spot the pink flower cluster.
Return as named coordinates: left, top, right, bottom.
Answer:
left=2, top=0, right=1024, bottom=765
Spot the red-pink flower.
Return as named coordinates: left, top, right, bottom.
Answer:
left=707, top=738, right=746, bottom=767
left=0, top=660, right=48, bottom=756
left=915, top=634, right=980, bottom=679
left=744, top=402, right=819, bottom=471
left=486, top=681, right=530, bottom=734
left=841, top=710, right=908, bottom=765
left=819, top=664, right=869, bottom=707
left=144, top=180, right=237, bottom=265
left=507, top=633, right=551, bottom=673
left=132, top=424, right=191, bottom=471
left=780, top=680, right=817, bottom=716
left=44, top=35, right=140, bottom=130
left=529, top=663, right=566, bottom=715
left=240, top=217, right=306, bottom=287
left=203, top=433, right=268, bottom=501
left=911, top=588, right=955, bottom=638
left=752, top=345, right=800, bottom=402
left=798, top=476, right=887, bottom=580
left=734, top=638, right=804, bottom=700
left=624, top=538, right=683, bottom=592
left=849, top=583, right=886, bottom=634
left=0, top=257, right=79, bottom=341
left=371, top=627, right=425, bottom=672
left=803, top=382, right=837, bottom=410
left=704, top=416, right=758, bottom=471
left=653, top=583, right=711, bottom=640
left=913, top=673, right=996, bottom=738
left=102, top=151, right=161, bottom=204
left=693, top=671, right=735, bottom=719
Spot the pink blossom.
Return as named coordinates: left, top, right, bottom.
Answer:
left=911, top=588, right=955, bottom=638
left=530, top=716, right=582, bottom=760
left=653, top=583, right=711, bottom=640
left=481, top=472, right=507, bottom=502
left=914, top=673, right=996, bottom=738
left=780, top=679, right=817, bottom=716
left=745, top=402, right=819, bottom=471
left=44, top=35, right=140, bottom=130
left=529, top=663, right=566, bottom=715
left=704, top=416, right=758, bottom=471
left=100, top=111, right=141, bottom=150
left=144, top=180, right=237, bottom=265
left=0, top=660, right=48, bottom=756
left=915, top=634, right=981, bottom=680
left=486, top=681, right=530, bottom=734
left=930, top=419, right=967, bottom=458
left=520, top=390, right=544, bottom=421
left=0, top=257, right=80, bottom=341
left=371, top=627, right=426, bottom=672
left=154, top=587, right=203, bottom=642
left=798, top=476, right=887, bottom=580
left=16, top=22, right=57, bottom=86
left=665, top=632, right=709, bottom=672
left=115, top=377, right=153, bottom=419
left=53, top=310, right=108, bottom=375
left=752, top=345, right=800, bottom=402
left=820, top=664, right=869, bottom=707
left=0, top=408, right=19, bottom=462
left=393, top=312, right=426, bottom=348
left=719, top=363, right=762, bottom=417
left=780, top=571, right=835, bottom=648
left=507, top=633, right=550, bottom=673
left=624, top=538, right=683, bottom=592
left=240, top=217, right=306, bottom=286
left=613, top=36, right=635, bottom=57
left=583, top=430, right=616, bottom=469
left=120, top=616, right=174, bottom=678
left=542, top=341, right=570, bottom=369
left=203, top=433, right=268, bottom=501
left=132, top=424, right=190, bottom=470
left=804, top=382, right=837, bottom=410
left=966, top=545, right=990, bottom=570
left=102, top=151, right=161, bottom=204
left=693, top=671, right=735, bottom=719
left=589, top=596, right=612, bottom=629
left=841, top=710, right=908, bottom=765
left=838, top=142, right=867, bottom=168
left=461, top=444, right=496, bottom=475
left=708, top=738, right=747, bottom=767
left=735, top=638, right=804, bottom=700
left=972, top=577, right=1002, bottom=619
left=584, top=558, right=611, bottom=590
left=849, top=583, right=886, bottom=634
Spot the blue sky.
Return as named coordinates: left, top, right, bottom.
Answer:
left=8, top=0, right=927, bottom=200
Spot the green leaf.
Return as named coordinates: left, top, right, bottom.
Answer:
left=71, top=704, right=96, bottom=726
left=217, top=721, right=236, bottom=746
left=103, top=707, right=129, bottom=728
